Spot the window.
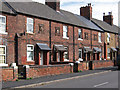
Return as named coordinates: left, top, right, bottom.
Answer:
left=107, top=33, right=110, bottom=43
left=55, top=27, right=60, bottom=36
left=0, top=15, right=6, bottom=33
left=27, top=44, right=34, bottom=61
left=79, top=49, right=82, bottom=59
left=84, top=32, right=88, bottom=40
left=0, top=45, right=6, bottom=64
left=78, top=29, right=82, bottom=39
left=27, top=17, right=34, bottom=33
left=98, top=32, right=102, bottom=42
left=107, top=48, right=110, bottom=58
left=63, top=26, right=68, bottom=39
left=93, top=34, right=97, bottom=41
left=64, top=47, right=69, bottom=61
left=38, top=24, right=44, bottom=34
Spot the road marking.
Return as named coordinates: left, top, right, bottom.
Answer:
left=93, top=82, right=109, bottom=88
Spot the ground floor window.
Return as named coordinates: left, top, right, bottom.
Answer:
left=0, top=45, right=6, bottom=64
left=27, top=44, right=34, bottom=61
left=64, top=47, right=69, bottom=61
left=107, top=48, right=110, bottom=59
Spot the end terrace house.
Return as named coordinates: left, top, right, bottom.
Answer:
left=0, top=0, right=119, bottom=67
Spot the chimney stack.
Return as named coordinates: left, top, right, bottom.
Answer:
left=80, top=3, right=92, bottom=20
left=103, top=12, right=113, bottom=25
left=45, top=0, right=60, bottom=11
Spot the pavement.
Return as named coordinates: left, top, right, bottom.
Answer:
left=2, top=66, right=118, bottom=89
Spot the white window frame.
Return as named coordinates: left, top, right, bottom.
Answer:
left=64, top=47, right=69, bottom=61
left=107, top=33, right=110, bottom=43
left=27, top=44, right=34, bottom=61
left=78, top=29, right=83, bottom=40
left=0, top=45, right=8, bottom=66
left=107, top=48, right=110, bottom=59
left=78, top=48, right=83, bottom=61
left=27, top=17, right=34, bottom=33
left=63, top=25, right=69, bottom=39
left=0, top=15, right=7, bottom=34
left=98, top=32, right=102, bottom=43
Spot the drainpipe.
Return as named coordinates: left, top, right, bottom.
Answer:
left=49, top=21, right=51, bottom=63
left=90, top=30, right=93, bottom=60
left=73, top=26, right=75, bottom=62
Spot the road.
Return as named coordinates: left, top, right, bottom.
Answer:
left=33, top=71, right=119, bottom=88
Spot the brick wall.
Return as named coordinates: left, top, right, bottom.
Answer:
left=74, top=61, right=89, bottom=72
left=25, top=64, right=73, bottom=79
left=2, top=67, right=18, bottom=81
left=92, top=60, right=114, bottom=69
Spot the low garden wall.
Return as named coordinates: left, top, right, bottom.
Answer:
left=2, top=67, right=18, bottom=81
left=92, top=60, right=114, bottom=69
left=25, top=64, right=73, bottom=79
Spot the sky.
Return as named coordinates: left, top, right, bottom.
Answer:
left=32, top=0, right=119, bottom=26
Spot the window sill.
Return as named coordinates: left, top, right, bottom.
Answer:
left=78, top=38, right=83, bottom=41
left=27, top=60, right=34, bottom=62
left=78, top=58, right=83, bottom=61
left=63, top=37, right=69, bottom=40
left=64, top=59, right=69, bottom=61
left=0, top=64, right=8, bottom=67
left=0, top=32, right=8, bottom=35
left=26, top=32, right=34, bottom=35
left=98, top=41, right=102, bottom=43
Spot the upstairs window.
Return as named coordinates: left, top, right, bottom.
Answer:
left=93, top=34, right=97, bottom=41
left=55, top=27, right=60, bottom=36
left=0, top=45, right=6, bottom=64
left=98, top=32, right=102, bottom=42
left=27, top=18, right=34, bottom=33
left=27, top=44, right=34, bottom=61
left=84, top=32, right=88, bottom=40
left=63, top=26, right=69, bottom=39
left=78, top=29, right=82, bottom=39
left=107, top=33, right=110, bottom=43
left=0, top=15, right=6, bottom=33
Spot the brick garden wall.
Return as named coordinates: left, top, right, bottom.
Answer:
left=2, top=67, right=18, bottom=81
left=26, top=64, right=73, bottom=79
left=92, top=60, right=114, bottom=69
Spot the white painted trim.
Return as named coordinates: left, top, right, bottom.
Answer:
left=63, top=37, right=69, bottom=39
left=27, top=44, right=34, bottom=61
left=0, top=64, right=8, bottom=67
left=78, top=38, right=83, bottom=41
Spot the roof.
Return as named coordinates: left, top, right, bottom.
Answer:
left=92, top=18, right=119, bottom=34
left=1, top=1, right=119, bottom=33
left=54, top=45, right=66, bottom=52
left=0, top=1, right=15, bottom=14
left=37, top=43, right=51, bottom=51
left=1, top=1, right=103, bottom=32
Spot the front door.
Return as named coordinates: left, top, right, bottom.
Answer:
left=40, top=51, right=43, bottom=65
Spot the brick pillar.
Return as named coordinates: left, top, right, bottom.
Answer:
left=24, top=65, right=30, bottom=79
left=47, top=52, right=49, bottom=65
left=13, top=66, right=18, bottom=81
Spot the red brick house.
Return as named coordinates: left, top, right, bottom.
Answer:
left=0, top=0, right=119, bottom=67
left=0, top=0, right=119, bottom=81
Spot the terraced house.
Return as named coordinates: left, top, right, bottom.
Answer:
left=0, top=0, right=119, bottom=81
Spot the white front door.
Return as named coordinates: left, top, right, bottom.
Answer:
left=40, top=51, right=43, bottom=65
